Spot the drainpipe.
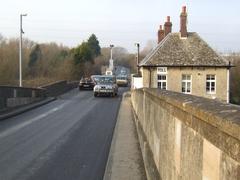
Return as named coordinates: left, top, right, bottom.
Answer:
left=149, top=67, right=152, bottom=88
left=227, top=62, right=230, bottom=103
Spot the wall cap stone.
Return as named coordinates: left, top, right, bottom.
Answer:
left=138, top=88, right=240, bottom=141
left=0, top=85, right=45, bottom=91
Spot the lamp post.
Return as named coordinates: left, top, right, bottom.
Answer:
left=135, top=43, right=140, bottom=74
left=110, top=44, right=114, bottom=59
left=19, top=14, right=27, bottom=87
left=109, top=44, right=114, bottom=71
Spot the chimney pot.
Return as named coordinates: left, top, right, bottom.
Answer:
left=167, top=16, right=170, bottom=22
left=182, top=6, right=186, bottom=13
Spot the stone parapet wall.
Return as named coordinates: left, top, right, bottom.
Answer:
left=131, top=88, right=240, bottom=180
left=0, top=80, right=78, bottom=111
left=0, top=86, right=46, bottom=110
left=40, top=80, right=78, bottom=97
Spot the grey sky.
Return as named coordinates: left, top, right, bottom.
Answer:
left=0, top=0, right=240, bottom=53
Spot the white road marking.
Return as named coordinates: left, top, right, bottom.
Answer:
left=0, top=103, right=68, bottom=139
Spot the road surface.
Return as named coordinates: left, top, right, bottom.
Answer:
left=0, top=87, right=127, bottom=180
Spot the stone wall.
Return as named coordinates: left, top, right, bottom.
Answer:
left=40, top=80, right=78, bottom=97
left=0, top=81, right=78, bottom=111
left=0, top=86, right=46, bottom=110
left=140, top=67, right=151, bottom=88
left=131, top=88, right=240, bottom=180
left=140, top=67, right=228, bottom=102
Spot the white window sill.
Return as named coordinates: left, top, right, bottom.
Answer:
left=206, top=92, right=216, bottom=95
left=182, top=92, right=191, bottom=94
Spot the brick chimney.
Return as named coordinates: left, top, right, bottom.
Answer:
left=164, top=16, right=172, bottom=36
left=158, top=25, right=165, bottom=43
left=180, top=6, right=188, bottom=38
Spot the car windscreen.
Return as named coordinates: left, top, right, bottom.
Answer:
left=117, top=76, right=127, bottom=80
left=92, top=76, right=100, bottom=83
left=98, top=76, right=115, bottom=84
left=80, top=78, right=93, bottom=83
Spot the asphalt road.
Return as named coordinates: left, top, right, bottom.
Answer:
left=0, top=87, right=127, bottom=180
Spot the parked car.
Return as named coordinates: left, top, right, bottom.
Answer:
left=93, top=75, right=118, bottom=97
left=116, top=75, right=128, bottom=87
left=79, top=77, right=95, bottom=90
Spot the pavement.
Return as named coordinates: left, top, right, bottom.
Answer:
left=104, top=92, right=147, bottom=180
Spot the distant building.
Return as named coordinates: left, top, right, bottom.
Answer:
left=139, top=6, right=232, bottom=103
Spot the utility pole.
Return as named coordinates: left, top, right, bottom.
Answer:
left=19, top=14, right=27, bottom=87
left=135, top=43, right=140, bottom=75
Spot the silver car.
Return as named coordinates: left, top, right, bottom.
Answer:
left=93, top=75, right=118, bottom=97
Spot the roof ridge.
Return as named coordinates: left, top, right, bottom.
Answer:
left=139, top=33, right=172, bottom=66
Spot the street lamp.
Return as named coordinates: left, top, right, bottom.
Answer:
left=110, top=44, right=114, bottom=60
left=135, top=43, right=140, bottom=74
left=19, top=14, right=27, bottom=87
left=109, top=44, right=114, bottom=71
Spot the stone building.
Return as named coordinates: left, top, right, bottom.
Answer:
left=139, top=6, right=231, bottom=103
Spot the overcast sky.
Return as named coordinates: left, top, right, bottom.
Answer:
left=0, top=0, right=240, bottom=53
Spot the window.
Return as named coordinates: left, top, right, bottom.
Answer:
left=206, top=75, right=216, bottom=94
left=182, top=74, right=191, bottom=94
left=157, top=67, right=167, bottom=74
left=157, top=67, right=167, bottom=90
left=157, top=75, right=167, bottom=90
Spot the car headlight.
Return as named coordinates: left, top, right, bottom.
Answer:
left=94, top=85, right=100, bottom=90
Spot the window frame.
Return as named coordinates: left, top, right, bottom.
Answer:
left=181, top=74, right=192, bottom=94
left=157, top=67, right=167, bottom=90
left=157, top=74, right=167, bottom=90
left=206, top=74, right=216, bottom=94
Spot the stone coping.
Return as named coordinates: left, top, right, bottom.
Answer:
left=137, top=88, right=240, bottom=141
left=39, top=80, right=67, bottom=88
left=0, top=85, right=45, bottom=91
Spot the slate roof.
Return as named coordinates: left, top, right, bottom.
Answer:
left=139, top=32, right=229, bottom=67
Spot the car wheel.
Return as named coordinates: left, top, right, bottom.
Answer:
left=94, top=93, right=98, bottom=97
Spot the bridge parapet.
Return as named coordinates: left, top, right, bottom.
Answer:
left=0, top=80, right=78, bottom=111
left=0, top=86, right=46, bottom=110
left=131, top=88, right=240, bottom=180
left=40, top=80, right=78, bottom=97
